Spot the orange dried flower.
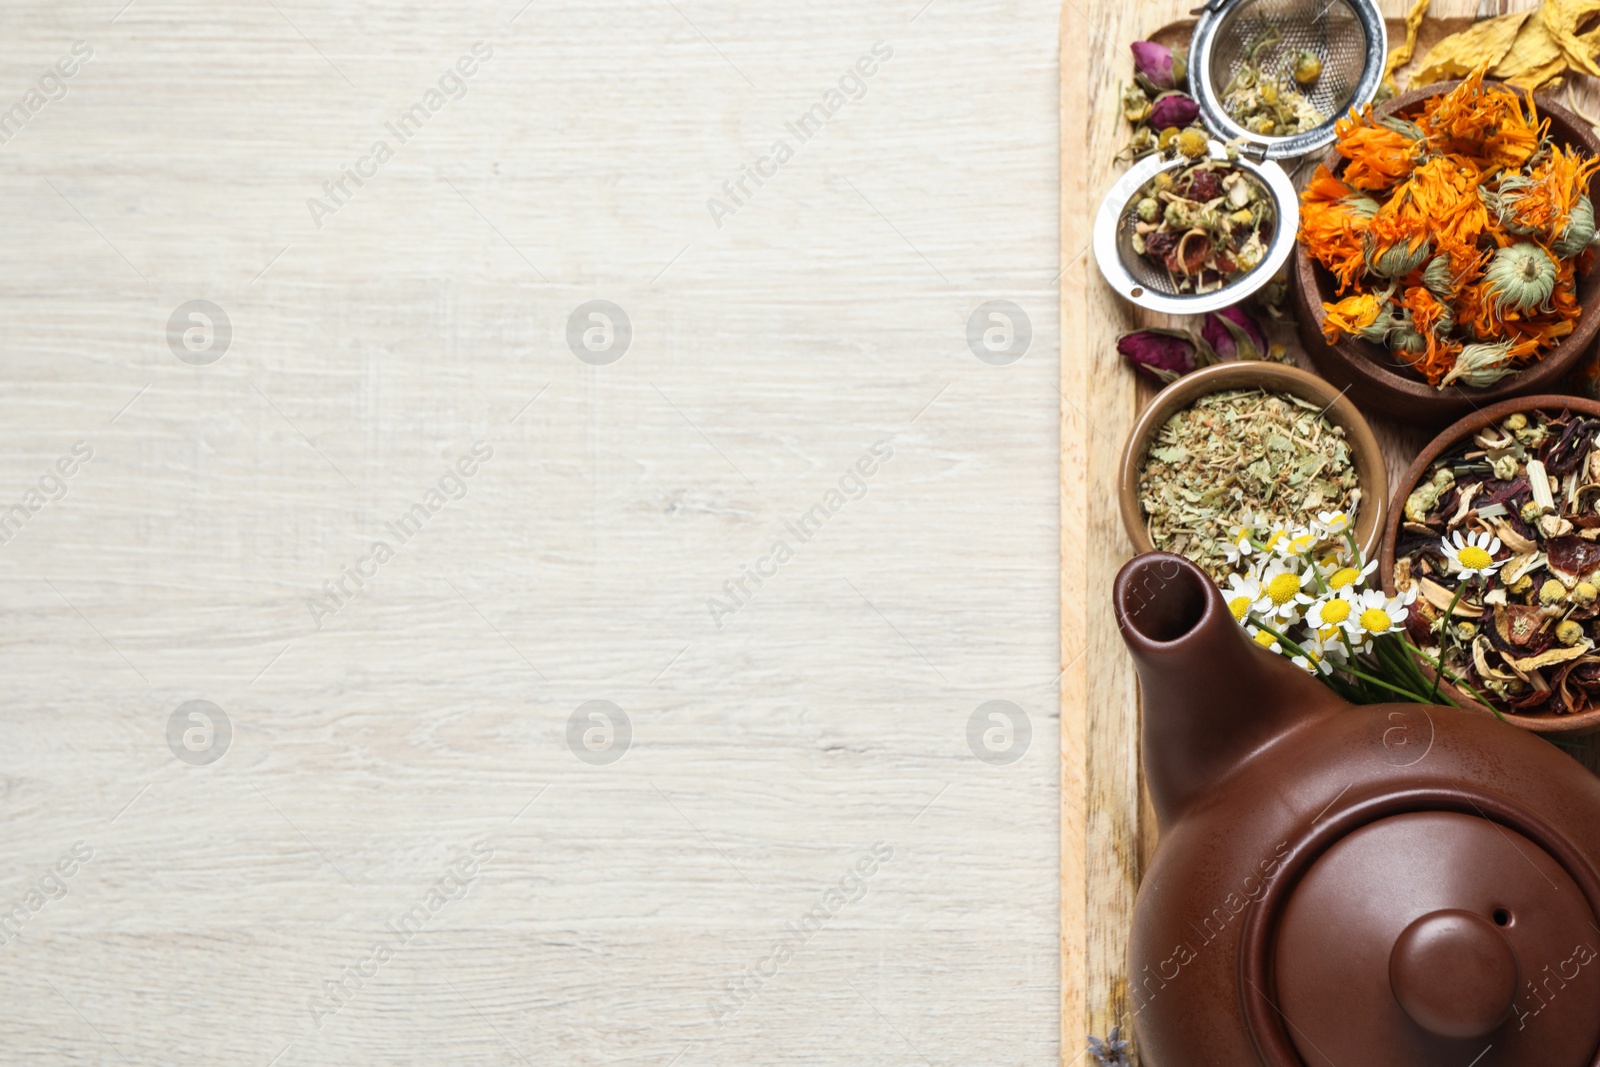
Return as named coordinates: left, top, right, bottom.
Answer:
left=1334, top=107, right=1419, bottom=191
left=1398, top=285, right=1458, bottom=383
left=1321, top=292, right=1384, bottom=343
left=1498, top=144, right=1600, bottom=237
left=1298, top=64, right=1594, bottom=389
left=1298, top=165, right=1373, bottom=294
left=1406, top=157, right=1490, bottom=275
left=1419, top=66, right=1545, bottom=170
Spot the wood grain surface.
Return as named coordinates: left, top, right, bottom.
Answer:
left=0, top=3, right=1064, bottom=1065
left=1060, top=0, right=1550, bottom=1060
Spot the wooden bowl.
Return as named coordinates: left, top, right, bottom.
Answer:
left=1119, top=361, right=1387, bottom=567
left=1380, top=394, right=1600, bottom=736
left=1293, top=80, right=1600, bottom=426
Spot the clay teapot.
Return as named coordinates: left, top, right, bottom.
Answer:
left=1115, top=552, right=1600, bottom=1067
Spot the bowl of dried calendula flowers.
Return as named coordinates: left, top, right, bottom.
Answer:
left=1382, top=395, right=1600, bottom=735
left=1294, top=72, right=1600, bottom=424
left=1120, top=360, right=1387, bottom=585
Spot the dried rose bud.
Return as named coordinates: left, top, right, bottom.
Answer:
left=1116, top=327, right=1212, bottom=384
left=1149, top=93, right=1200, bottom=132
left=1202, top=305, right=1267, bottom=362
left=1131, top=41, right=1179, bottom=90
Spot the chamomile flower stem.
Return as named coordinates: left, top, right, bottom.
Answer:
left=1428, top=578, right=1471, bottom=703
left=1403, top=637, right=1499, bottom=717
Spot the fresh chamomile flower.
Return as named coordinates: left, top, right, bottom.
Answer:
left=1440, top=530, right=1504, bottom=579
left=1256, top=560, right=1314, bottom=621
left=1258, top=527, right=1289, bottom=556
left=1247, top=625, right=1282, bottom=655
left=1307, top=590, right=1359, bottom=635
left=1326, top=558, right=1377, bottom=592
left=1351, top=587, right=1414, bottom=644
left=1223, top=572, right=1265, bottom=623
left=1313, top=509, right=1352, bottom=537
left=1293, top=624, right=1346, bottom=675
left=1291, top=647, right=1334, bottom=675
left=1223, top=523, right=1258, bottom=565
left=1283, top=528, right=1319, bottom=558
left=1312, top=624, right=1351, bottom=664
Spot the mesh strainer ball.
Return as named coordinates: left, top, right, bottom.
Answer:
left=1191, top=0, right=1388, bottom=160
left=1092, top=141, right=1299, bottom=316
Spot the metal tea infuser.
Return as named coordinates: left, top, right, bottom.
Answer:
left=1093, top=0, right=1387, bottom=314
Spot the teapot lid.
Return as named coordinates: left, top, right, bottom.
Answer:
left=1262, top=809, right=1600, bottom=1065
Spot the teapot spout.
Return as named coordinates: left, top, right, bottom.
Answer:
left=1114, top=552, right=1333, bottom=830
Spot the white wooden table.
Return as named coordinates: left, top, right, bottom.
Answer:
left=0, top=1, right=1063, bottom=1064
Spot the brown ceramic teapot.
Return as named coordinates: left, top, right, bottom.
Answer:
left=1115, top=552, right=1600, bottom=1067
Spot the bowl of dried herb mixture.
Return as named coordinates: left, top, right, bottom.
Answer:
left=1382, top=396, right=1600, bottom=735
left=1120, top=361, right=1386, bottom=585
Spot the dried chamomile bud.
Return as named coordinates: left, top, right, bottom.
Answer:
left=1504, top=413, right=1528, bottom=432
left=1175, top=128, right=1209, bottom=159
left=1558, top=620, right=1586, bottom=646
left=1122, top=83, right=1153, bottom=125
left=1540, top=579, right=1567, bottom=605
left=1521, top=499, right=1545, bottom=523
left=1575, top=581, right=1599, bottom=607
left=1136, top=197, right=1160, bottom=223
left=1290, top=51, right=1322, bottom=86
left=1509, top=574, right=1534, bottom=594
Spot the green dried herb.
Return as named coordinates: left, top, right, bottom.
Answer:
left=1138, top=388, right=1360, bottom=580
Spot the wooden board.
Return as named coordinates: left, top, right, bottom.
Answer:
left=1059, top=0, right=1599, bottom=1059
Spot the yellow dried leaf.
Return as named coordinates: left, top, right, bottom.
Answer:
left=1543, top=0, right=1600, bottom=78
left=1413, top=12, right=1528, bottom=86
left=1385, top=0, right=1431, bottom=90
left=1494, top=13, right=1571, bottom=90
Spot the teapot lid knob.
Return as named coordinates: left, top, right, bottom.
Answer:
left=1389, top=910, right=1518, bottom=1039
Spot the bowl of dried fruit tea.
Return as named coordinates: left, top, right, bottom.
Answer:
left=1120, top=360, right=1387, bottom=583
left=1382, top=396, right=1600, bottom=735
left=1293, top=74, right=1600, bottom=424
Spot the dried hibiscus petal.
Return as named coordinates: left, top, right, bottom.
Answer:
left=1547, top=535, right=1600, bottom=578
left=1143, top=229, right=1178, bottom=261
left=1188, top=167, right=1222, bottom=203
left=1165, top=235, right=1211, bottom=275
left=1557, top=656, right=1600, bottom=714
left=1492, top=603, right=1550, bottom=653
